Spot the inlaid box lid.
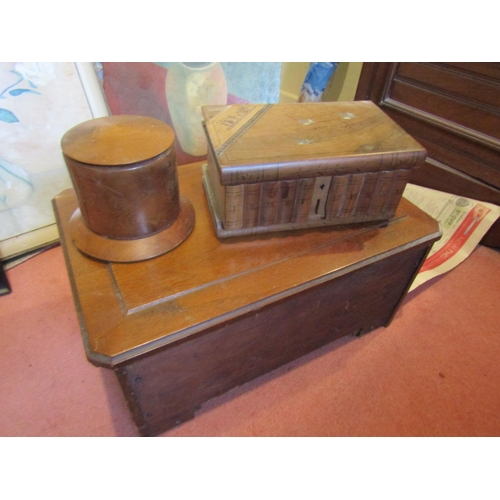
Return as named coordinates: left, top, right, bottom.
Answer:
left=202, top=101, right=426, bottom=185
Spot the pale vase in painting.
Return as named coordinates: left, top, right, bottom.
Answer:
left=165, top=62, right=227, bottom=157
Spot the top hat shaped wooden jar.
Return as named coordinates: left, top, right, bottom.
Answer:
left=61, top=115, right=195, bottom=263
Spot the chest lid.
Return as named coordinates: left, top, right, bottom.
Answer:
left=202, top=101, right=426, bottom=185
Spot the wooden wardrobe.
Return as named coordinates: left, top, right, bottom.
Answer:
left=355, top=62, right=500, bottom=247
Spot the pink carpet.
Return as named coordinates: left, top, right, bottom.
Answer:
left=1, top=244, right=500, bottom=437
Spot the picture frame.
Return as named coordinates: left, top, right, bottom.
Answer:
left=0, top=62, right=109, bottom=261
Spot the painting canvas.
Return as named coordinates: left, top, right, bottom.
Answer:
left=102, top=62, right=281, bottom=165
left=0, top=62, right=108, bottom=260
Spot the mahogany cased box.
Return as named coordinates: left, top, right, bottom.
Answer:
left=201, top=101, right=427, bottom=238
left=53, top=162, right=441, bottom=436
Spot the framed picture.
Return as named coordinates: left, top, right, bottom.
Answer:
left=102, top=62, right=281, bottom=165
left=0, top=62, right=108, bottom=261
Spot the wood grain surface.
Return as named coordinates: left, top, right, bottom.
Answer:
left=61, top=114, right=175, bottom=166
left=118, top=241, right=434, bottom=435
left=54, top=161, right=441, bottom=435
left=202, top=102, right=425, bottom=236
left=61, top=115, right=180, bottom=241
left=355, top=62, right=500, bottom=247
left=54, top=161, right=441, bottom=367
left=202, top=101, right=426, bottom=185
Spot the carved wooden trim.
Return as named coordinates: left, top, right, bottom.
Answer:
left=380, top=98, right=500, bottom=153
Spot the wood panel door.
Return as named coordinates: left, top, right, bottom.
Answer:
left=355, top=62, right=500, bottom=247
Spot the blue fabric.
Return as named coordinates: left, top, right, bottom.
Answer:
left=300, top=62, right=339, bottom=101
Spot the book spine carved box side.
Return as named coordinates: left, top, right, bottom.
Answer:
left=211, top=169, right=413, bottom=231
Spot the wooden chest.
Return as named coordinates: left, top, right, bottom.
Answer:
left=202, top=101, right=427, bottom=238
left=54, top=162, right=441, bottom=436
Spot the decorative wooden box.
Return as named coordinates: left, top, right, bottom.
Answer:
left=202, top=101, right=427, bottom=238
left=61, top=115, right=195, bottom=263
